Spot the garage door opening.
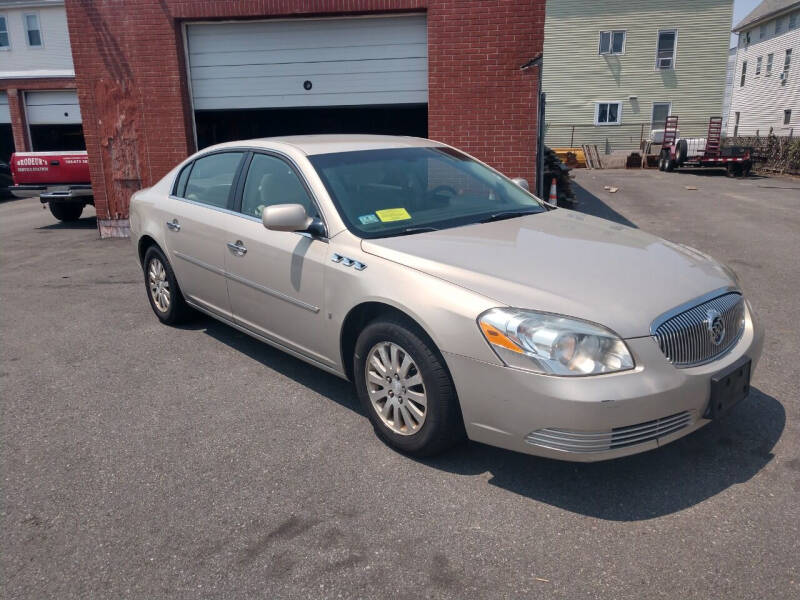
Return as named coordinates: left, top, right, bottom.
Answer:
left=0, top=125, right=12, bottom=163
left=186, top=15, right=428, bottom=150
left=25, top=90, right=86, bottom=152
left=29, top=124, right=86, bottom=152
left=0, top=92, right=12, bottom=162
left=195, top=104, right=427, bottom=149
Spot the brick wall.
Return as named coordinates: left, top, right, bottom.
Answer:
left=64, top=0, right=544, bottom=236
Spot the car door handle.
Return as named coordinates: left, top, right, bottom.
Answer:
left=166, top=219, right=180, bottom=232
left=226, top=241, right=247, bottom=256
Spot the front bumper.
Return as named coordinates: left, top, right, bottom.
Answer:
left=445, top=305, right=764, bottom=462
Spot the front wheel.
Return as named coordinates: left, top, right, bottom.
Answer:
left=354, top=317, right=465, bottom=456
left=49, top=202, right=83, bottom=221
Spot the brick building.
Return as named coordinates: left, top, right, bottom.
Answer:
left=62, top=0, right=545, bottom=238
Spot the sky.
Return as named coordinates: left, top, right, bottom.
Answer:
left=731, top=0, right=763, bottom=45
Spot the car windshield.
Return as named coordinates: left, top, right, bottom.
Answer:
left=308, top=146, right=546, bottom=238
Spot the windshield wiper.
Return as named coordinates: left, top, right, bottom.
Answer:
left=480, top=209, right=542, bottom=224
left=390, top=226, right=440, bottom=237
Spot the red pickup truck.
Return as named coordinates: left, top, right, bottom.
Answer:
left=10, top=151, right=93, bottom=221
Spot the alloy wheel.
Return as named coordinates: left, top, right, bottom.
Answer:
left=148, top=257, right=171, bottom=313
left=365, top=341, right=427, bottom=435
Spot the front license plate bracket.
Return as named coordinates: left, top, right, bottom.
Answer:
left=704, top=356, right=751, bottom=419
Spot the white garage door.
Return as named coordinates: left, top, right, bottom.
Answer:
left=0, top=92, right=10, bottom=124
left=187, top=15, right=428, bottom=110
left=25, top=90, right=82, bottom=125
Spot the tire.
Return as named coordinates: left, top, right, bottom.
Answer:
left=658, top=155, right=666, bottom=171
left=665, top=156, right=676, bottom=172
left=142, top=245, right=194, bottom=325
left=49, top=202, right=83, bottom=221
left=354, top=317, right=465, bottom=456
left=676, top=139, right=688, bottom=165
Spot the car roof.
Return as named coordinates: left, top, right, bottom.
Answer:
left=209, top=134, right=446, bottom=156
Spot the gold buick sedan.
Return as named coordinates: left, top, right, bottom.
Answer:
left=130, top=135, right=763, bottom=461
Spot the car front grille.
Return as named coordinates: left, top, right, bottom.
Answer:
left=525, top=411, right=694, bottom=453
left=652, top=292, right=745, bottom=367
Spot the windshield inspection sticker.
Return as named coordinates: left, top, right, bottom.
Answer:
left=358, top=214, right=380, bottom=225
left=375, top=208, right=412, bottom=222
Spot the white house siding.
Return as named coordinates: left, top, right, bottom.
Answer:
left=727, top=12, right=800, bottom=136
left=0, top=3, right=74, bottom=78
left=542, top=0, right=734, bottom=152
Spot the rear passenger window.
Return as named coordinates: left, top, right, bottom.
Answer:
left=174, top=163, right=192, bottom=197
left=183, top=152, right=243, bottom=209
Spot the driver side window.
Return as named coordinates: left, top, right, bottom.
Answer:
left=241, top=153, right=317, bottom=219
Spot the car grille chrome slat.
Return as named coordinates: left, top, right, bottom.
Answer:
left=525, top=411, right=694, bottom=453
left=652, top=293, right=744, bottom=368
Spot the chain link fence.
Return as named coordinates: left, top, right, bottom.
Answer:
left=544, top=121, right=719, bottom=154
left=725, top=134, right=800, bottom=175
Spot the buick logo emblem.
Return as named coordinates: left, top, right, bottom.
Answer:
left=705, top=309, right=726, bottom=346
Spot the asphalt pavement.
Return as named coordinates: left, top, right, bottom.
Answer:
left=2, top=168, right=799, bottom=599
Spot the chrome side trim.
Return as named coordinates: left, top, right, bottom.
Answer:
left=225, top=270, right=320, bottom=313
left=173, top=250, right=226, bottom=276
left=185, top=299, right=345, bottom=379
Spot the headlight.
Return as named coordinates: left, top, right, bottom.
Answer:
left=478, top=308, right=634, bottom=376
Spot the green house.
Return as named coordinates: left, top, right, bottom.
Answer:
left=542, top=0, right=734, bottom=156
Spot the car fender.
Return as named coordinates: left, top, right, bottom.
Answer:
left=323, top=232, right=503, bottom=374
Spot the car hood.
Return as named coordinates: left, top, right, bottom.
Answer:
left=361, top=209, right=736, bottom=338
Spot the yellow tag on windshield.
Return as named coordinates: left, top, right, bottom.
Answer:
left=375, top=208, right=412, bottom=222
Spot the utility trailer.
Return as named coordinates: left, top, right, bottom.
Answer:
left=658, top=116, right=753, bottom=177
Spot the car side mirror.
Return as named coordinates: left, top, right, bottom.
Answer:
left=262, top=203, right=314, bottom=232
left=511, top=177, right=530, bottom=191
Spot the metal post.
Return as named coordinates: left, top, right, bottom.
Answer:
left=537, top=90, right=546, bottom=198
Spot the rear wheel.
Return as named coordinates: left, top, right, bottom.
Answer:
left=143, top=246, right=194, bottom=325
left=49, top=202, right=83, bottom=221
left=354, top=317, right=464, bottom=456
left=665, top=156, right=676, bottom=172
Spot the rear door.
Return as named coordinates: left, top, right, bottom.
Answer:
left=161, top=151, right=246, bottom=320
left=224, top=151, right=332, bottom=367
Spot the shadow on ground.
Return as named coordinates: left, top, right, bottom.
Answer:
left=193, top=315, right=784, bottom=522
left=570, top=181, right=637, bottom=228
left=36, top=215, right=98, bottom=230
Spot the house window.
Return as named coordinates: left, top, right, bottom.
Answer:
left=598, top=30, right=626, bottom=55
left=651, top=102, right=671, bottom=128
left=756, top=56, right=763, bottom=74
left=785, top=48, right=792, bottom=72
left=766, top=53, right=774, bottom=75
left=656, top=30, right=677, bottom=69
left=23, top=13, right=42, bottom=47
left=784, top=110, right=792, bottom=125
left=775, top=17, right=784, bottom=35
left=595, top=102, right=621, bottom=125
left=791, top=12, right=798, bottom=29
left=759, top=23, right=768, bottom=39
left=740, top=61, right=747, bottom=86
left=734, top=112, right=740, bottom=137
left=0, top=15, right=9, bottom=50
